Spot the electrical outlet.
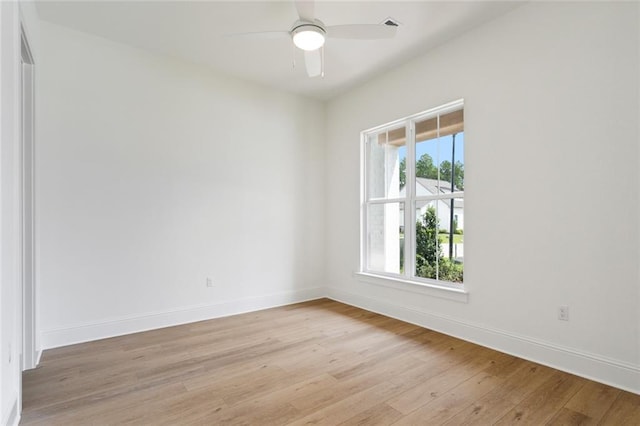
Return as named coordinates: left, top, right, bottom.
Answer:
left=558, top=305, right=569, bottom=321
left=206, top=277, right=214, bottom=287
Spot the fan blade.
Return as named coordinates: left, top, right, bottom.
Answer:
left=326, top=24, right=396, bottom=40
left=295, top=0, right=315, bottom=22
left=224, top=31, right=290, bottom=40
left=304, top=49, right=322, bottom=77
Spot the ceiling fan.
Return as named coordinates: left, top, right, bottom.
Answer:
left=230, top=0, right=398, bottom=78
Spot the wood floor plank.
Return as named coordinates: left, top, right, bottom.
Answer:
left=545, top=407, right=593, bottom=425
left=390, top=371, right=503, bottom=425
left=563, top=380, right=621, bottom=423
left=287, top=381, right=404, bottom=425
left=386, top=350, right=496, bottom=415
left=288, top=363, right=407, bottom=414
left=494, top=372, right=587, bottom=425
left=338, top=403, right=403, bottom=425
left=599, top=390, right=640, bottom=425
left=20, top=299, right=640, bottom=425
left=248, top=373, right=339, bottom=409
left=40, top=382, right=190, bottom=426
left=183, top=364, right=295, bottom=404
left=441, top=360, right=556, bottom=425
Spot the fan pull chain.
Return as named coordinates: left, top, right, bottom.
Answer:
left=321, top=45, right=325, bottom=78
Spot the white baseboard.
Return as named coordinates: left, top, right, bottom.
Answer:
left=41, top=287, right=324, bottom=349
left=327, top=286, right=640, bottom=395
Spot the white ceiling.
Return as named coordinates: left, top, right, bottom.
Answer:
left=36, top=1, right=524, bottom=100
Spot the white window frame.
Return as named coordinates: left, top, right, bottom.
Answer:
left=360, top=99, right=465, bottom=292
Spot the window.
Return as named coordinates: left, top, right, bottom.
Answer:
left=361, top=100, right=464, bottom=289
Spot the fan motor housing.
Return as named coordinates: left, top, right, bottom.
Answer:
left=291, top=20, right=326, bottom=35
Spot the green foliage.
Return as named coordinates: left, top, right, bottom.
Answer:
left=398, top=154, right=464, bottom=191
left=416, top=154, right=439, bottom=179
left=415, top=206, right=440, bottom=272
left=439, top=160, right=451, bottom=182
left=399, top=234, right=405, bottom=272
left=415, top=206, right=463, bottom=283
left=439, top=160, right=464, bottom=190
left=416, top=257, right=436, bottom=280
left=438, top=257, right=464, bottom=283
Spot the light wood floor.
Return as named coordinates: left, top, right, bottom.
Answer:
left=22, top=299, right=640, bottom=425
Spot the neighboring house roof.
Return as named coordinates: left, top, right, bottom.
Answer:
left=416, top=178, right=463, bottom=209
left=400, top=178, right=463, bottom=209
left=416, top=177, right=460, bottom=193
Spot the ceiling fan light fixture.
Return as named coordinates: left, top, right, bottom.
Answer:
left=292, top=25, right=325, bottom=51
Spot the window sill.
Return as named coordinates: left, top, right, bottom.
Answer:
left=353, top=272, right=469, bottom=303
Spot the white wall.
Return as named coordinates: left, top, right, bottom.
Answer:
left=37, top=22, right=325, bottom=348
left=326, top=2, right=640, bottom=393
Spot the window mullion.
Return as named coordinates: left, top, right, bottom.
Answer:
left=405, top=121, right=416, bottom=279
left=360, top=134, right=368, bottom=272
left=367, top=197, right=405, bottom=204
left=415, top=192, right=464, bottom=203
left=435, top=114, right=441, bottom=281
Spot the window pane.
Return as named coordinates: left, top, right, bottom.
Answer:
left=438, top=197, right=464, bottom=283
left=439, top=132, right=464, bottom=192
left=414, top=200, right=439, bottom=280
left=367, top=202, right=403, bottom=274
left=414, top=116, right=439, bottom=197
left=414, top=109, right=464, bottom=196
left=366, top=127, right=406, bottom=200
